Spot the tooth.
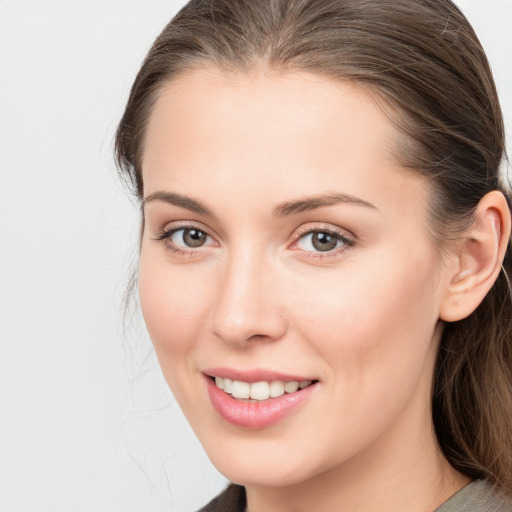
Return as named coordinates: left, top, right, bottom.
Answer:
left=269, top=380, right=285, bottom=398
left=231, top=380, right=250, bottom=399
left=223, top=378, right=233, bottom=394
left=219, top=377, right=309, bottom=399
left=284, top=381, right=299, bottom=393
left=250, top=381, right=270, bottom=400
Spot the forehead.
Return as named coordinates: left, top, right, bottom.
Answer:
left=141, top=66, right=428, bottom=219
left=143, top=66, right=398, bottom=169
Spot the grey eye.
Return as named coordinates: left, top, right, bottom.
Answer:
left=157, top=225, right=216, bottom=253
left=311, top=232, right=338, bottom=252
left=181, top=228, right=207, bottom=247
left=296, top=230, right=348, bottom=253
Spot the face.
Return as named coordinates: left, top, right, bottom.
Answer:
left=139, top=67, right=452, bottom=488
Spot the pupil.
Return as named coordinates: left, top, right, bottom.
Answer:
left=312, top=232, right=337, bottom=252
left=184, top=229, right=206, bottom=247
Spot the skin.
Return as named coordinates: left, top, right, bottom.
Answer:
left=139, top=67, right=477, bottom=512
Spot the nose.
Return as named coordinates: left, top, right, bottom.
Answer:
left=210, top=248, right=288, bottom=348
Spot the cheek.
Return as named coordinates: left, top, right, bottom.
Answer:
left=138, top=248, right=212, bottom=359
left=289, top=250, right=442, bottom=380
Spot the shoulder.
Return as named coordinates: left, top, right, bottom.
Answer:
left=435, top=479, right=512, bottom=512
left=197, top=484, right=246, bottom=512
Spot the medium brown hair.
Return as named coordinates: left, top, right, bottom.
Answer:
left=115, top=0, right=512, bottom=495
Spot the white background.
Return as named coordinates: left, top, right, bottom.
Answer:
left=0, top=1, right=511, bottom=511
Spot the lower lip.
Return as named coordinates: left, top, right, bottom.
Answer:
left=206, top=377, right=317, bottom=429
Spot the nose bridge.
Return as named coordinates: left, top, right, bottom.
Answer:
left=210, top=242, right=286, bottom=346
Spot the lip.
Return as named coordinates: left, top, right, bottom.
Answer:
left=203, top=367, right=316, bottom=383
left=204, top=372, right=318, bottom=429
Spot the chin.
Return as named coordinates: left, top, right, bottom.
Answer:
left=200, top=435, right=322, bottom=489
left=217, top=460, right=310, bottom=489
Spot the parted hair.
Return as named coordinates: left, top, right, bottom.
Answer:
left=115, top=0, right=512, bottom=499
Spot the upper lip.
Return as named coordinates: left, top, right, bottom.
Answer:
left=203, top=367, right=317, bottom=383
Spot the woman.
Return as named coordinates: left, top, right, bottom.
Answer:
left=115, top=0, right=512, bottom=510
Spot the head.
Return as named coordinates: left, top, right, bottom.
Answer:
left=116, top=0, right=512, bottom=495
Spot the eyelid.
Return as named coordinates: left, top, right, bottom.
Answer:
left=294, top=221, right=353, bottom=236
left=292, top=223, right=355, bottom=241
left=155, top=219, right=207, bottom=236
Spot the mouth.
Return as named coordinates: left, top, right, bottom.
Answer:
left=211, top=376, right=316, bottom=401
left=203, top=370, right=319, bottom=428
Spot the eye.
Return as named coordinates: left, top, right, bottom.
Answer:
left=293, top=228, right=354, bottom=255
left=299, top=231, right=339, bottom=252
left=174, top=228, right=208, bottom=248
left=155, top=224, right=217, bottom=254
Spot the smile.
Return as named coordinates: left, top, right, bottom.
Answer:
left=204, top=370, right=319, bottom=428
left=213, top=376, right=313, bottom=401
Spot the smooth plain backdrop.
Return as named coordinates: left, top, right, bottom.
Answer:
left=0, top=1, right=511, bottom=511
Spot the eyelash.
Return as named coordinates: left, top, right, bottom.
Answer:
left=154, top=223, right=355, bottom=259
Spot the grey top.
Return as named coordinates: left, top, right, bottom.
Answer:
left=199, top=479, right=512, bottom=511
left=434, top=479, right=512, bottom=511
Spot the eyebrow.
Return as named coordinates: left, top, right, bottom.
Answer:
left=142, top=191, right=213, bottom=216
left=273, top=193, right=377, bottom=217
left=142, top=190, right=377, bottom=218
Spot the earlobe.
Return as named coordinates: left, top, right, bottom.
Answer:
left=440, top=191, right=511, bottom=322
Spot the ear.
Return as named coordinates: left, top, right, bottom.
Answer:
left=440, top=190, right=511, bottom=322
